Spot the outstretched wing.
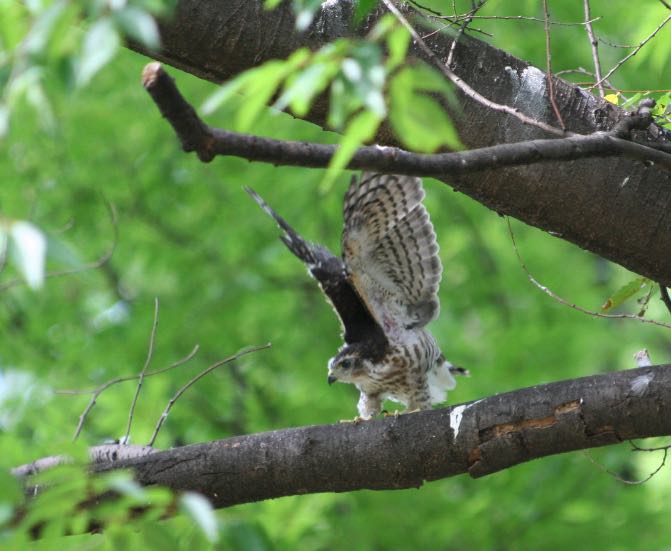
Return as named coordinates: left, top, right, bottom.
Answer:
left=342, top=173, right=442, bottom=331
left=246, top=187, right=388, bottom=351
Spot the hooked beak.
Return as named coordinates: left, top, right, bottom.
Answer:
left=327, top=374, right=337, bottom=385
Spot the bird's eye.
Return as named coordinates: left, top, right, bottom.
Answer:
left=341, top=359, right=352, bottom=369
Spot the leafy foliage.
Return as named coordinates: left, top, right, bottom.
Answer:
left=3, top=0, right=671, bottom=549
left=0, top=0, right=173, bottom=137
left=202, top=14, right=460, bottom=184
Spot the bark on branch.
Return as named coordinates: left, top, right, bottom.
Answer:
left=16, top=365, right=671, bottom=508
left=129, top=0, right=671, bottom=287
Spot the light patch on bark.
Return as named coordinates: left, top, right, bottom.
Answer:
left=504, top=65, right=549, bottom=138
left=449, top=400, right=481, bottom=440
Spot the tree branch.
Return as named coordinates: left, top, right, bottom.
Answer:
left=142, top=62, right=671, bottom=175
left=15, top=364, right=671, bottom=509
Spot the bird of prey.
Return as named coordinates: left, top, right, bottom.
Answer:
left=246, top=173, right=464, bottom=419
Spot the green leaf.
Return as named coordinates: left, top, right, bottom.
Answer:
left=0, top=469, right=23, bottom=505
left=386, top=25, right=411, bottom=69
left=23, top=0, right=68, bottom=55
left=180, top=492, right=219, bottom=543
left=294, top=0, right=323, bottom=31
left=0, top=104, right=9, bottom=137
left=410, top=63, right=459, bottom=106
left=202, top=48, right=309, bottom=127
left=389, top=66, right=462, bottom=151
left=354, top=0, right=378, bottom=24
left=275, top=60, right=340, bottom=116
left=601, top=277, right=651, bottom=311
left=25, top=81, right=55, bottom=133
left=8, top=220, right=47, bottom=290
left=113, top=7, right=160, bottom=49
left=76, top=17, right=120, bottom=87
left=323, top=109, right=382, bottom=189
left=621, top=92, right=643, bottom=109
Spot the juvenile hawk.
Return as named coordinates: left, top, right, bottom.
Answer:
left=247, top=173, right=464, bottom=419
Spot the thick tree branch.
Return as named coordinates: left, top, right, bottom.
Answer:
left=143, top=62, right=671, bottom=176
left=129, top=0, right=671, bottom=287
left=15, top=365, right=671, bottom=508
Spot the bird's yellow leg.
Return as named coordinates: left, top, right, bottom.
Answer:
left=339, top=416, right=365, bottom=424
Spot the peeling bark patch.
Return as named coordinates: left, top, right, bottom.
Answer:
left=467, top=399, right=583, bottom=475
left=479, top=399, right=581, bottom=441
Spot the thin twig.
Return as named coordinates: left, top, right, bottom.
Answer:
left=583, top=0, right=604, bottom=97
left=124, top=298, right=160, bottom=444
left=446, top=0, right=486, bottom=68
left=381, top=0, right=567, bottom=137
left=543, top=0, right=566, bottom=129
left=412, top=0, right=600, bottom=27
left=582, top=448, right=668, bottom=485
left=590, top=15, right=671, bottom=91
left=631, top=440, right=671, bottom=452
left=506, top=218, right=671, bottom=330
left=0, top=196, right=119, bottom=293
left=554, top=67, right=617, bottom=93
left=147, top=342, right=272, bottom=446
left=597, top=37, right=639, bottom=49
left=659, top=284, right=671, bottom=317
left=637, top=286, right=654, bottom=317
left=67, top=345, right=200, bottom=441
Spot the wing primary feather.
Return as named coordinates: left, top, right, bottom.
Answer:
left=245, top=187, right=388, bottom=352
left=244, top=187, right=318, bottom=266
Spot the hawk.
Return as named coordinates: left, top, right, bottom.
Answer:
left=247, top=173, right=465, bottom=419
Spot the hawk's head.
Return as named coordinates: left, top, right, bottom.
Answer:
left=327, top=347, right=371, bottom=385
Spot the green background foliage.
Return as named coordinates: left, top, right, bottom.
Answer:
left=2, top=0, right=671, bottom=548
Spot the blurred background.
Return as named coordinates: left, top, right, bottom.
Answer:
left=2, top=0, right=671, bottom=549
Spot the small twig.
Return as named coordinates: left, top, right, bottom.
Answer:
left=590, top=15, right=671, bottom=92
left=124, top=298, right=160, bottom=444
left=381, top=0, right=567, bottom=137
left=543, top=0, right=566, bottom=129
left=660, top=0, right=671, bottom=10
left=506, top=218, right=671, bottom=330
left=582, top=447, right=668, bottom=485
left=67, top=345, right=200, bottom=441
left=659, top=284, right=671, bottom=317
left=445, top=0, right=485, bottom=68
left=637, top=286, right=654, bottom=317
left=597, top=37, right=639, bottom=49
left=0, top=196, right=119, bottom=293
left=582, top=0, right=604, bottom=97
left=630, top=440, right=671, bottom=452
left=554, top=67, right=617, bottom=94
left=147, top=342, right=272, bottom=446
left=413, top=1, right=600, bottom=27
